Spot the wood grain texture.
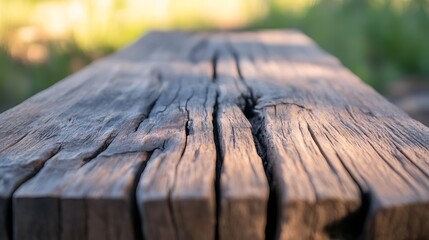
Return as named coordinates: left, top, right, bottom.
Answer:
left=0, top=33, right=193, bottom=240
left=136, top=60, right=218, bottom=240
left=0, top=30, right=428, bottom=240
left=228, top=30, right=429, bottom=239
left=11, top=61, right=163, bottom=240
left=13, top=32, right=217, bottom=240
left=215, top=46, right=269, bottom=240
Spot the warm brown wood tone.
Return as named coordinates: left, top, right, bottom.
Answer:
left=0, top=30, right=428, bottom=240
left=215, top=45, right=270, bottom=240
left=228, top=30, right=429, bottom=239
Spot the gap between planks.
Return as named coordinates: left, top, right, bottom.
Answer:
left=0, top=31, right=428, bottom=240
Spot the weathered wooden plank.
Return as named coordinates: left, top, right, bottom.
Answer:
left=214, top=45, right=269, bottom=240
left=136, top=60, right=217, bottom=240
left=11, top=61, right=162, bottom=240
left=0, top=60, right=137, bottom=240
left=53, top=32, right=209, bottom=240
left=114, top=31, right=210, bottom=63
left=7, top=32, right=214, bottom=240
left=1, top=32, right=193, bottom=238
left=1, top=30, right=428, bottom=240
left=229, top=30, right=429, bottom=239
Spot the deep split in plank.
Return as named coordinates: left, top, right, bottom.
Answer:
left=0, top=30, right=428, bottom=240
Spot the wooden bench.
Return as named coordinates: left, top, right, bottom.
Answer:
left=0, top=30, right=428, bottom=240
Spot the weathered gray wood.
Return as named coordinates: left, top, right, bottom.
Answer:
left=0, top=31, right=196, bottom=240
left=215, top=45, right=269, bottom=240
left=114, top=31, right=210, bottom=63
left=229, top=30, right=429, bottom=239
left=9, top=32, right=216, bottom=240
left=136, top=60, right=218, bottom=240
left=1, top=30, right=428, bottom=240
left=11, top=61, right=162, bottom=240
left=0, top=61, right=132, bottom=240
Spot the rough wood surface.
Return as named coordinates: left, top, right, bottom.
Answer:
left=10, top=61, right=162, bottom=240
left=228, top=30, right=429, bottom=239
left=136, top=60, right=217, bottom=240
left=215, top=45, right=270, bottom=240
left=0, top=30, right=428, bottom=240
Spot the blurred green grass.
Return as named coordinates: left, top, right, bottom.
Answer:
left=1, top=0, right=428, bottom=112
left=251, top=0, right=429, bottom=90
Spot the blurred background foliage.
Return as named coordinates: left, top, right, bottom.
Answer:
left=0, top=0, right=429, bottom=112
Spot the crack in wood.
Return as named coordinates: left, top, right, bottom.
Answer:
left=166, top=97, right=192, bottom=240
left=78, top=88, right=163, bottom=168
left=213, top=90, right=221, bottom=240
left=3, top=31, right=429, bottom=240
left=0, top=132, right=29, bottom=153
left=244, top=108, right=280, bottom=240
left=7, top=145, right=62, bottom=240
left=306, top=122, right=369, bottom=238
left=230, top=50, right=279, bottom=240
left=212, top=51, right=219, bottom=83
left=135, top=83, right=163, bottom=131
left=209, top=48, right=223, bottom=240
left=130, top=150, right=154, bottom=240
left=245, top=109, right=280, bottom=240
left=80, top=132, right=118, bottom=166
left=332, top=152, right=370, bottom=239
left=229, top=44, right=258, bottom=109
